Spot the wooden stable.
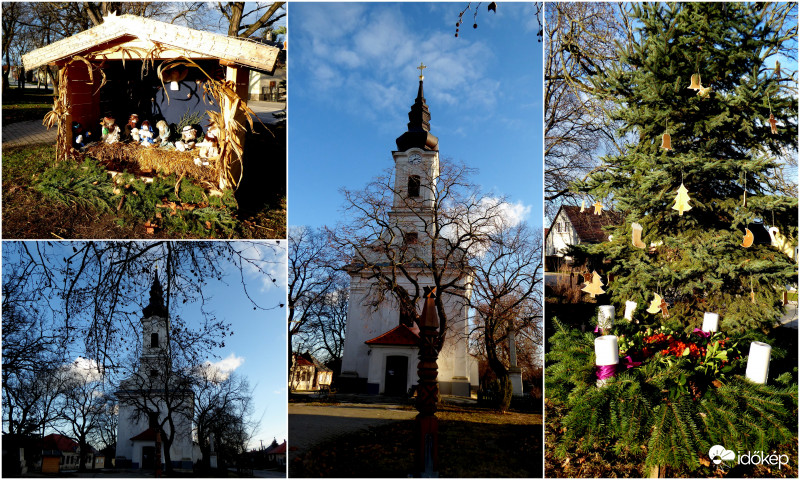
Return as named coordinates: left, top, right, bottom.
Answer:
left=22, top=13, right=279, bottom=189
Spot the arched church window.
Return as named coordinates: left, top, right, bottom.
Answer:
left=151, top=332, right=159, bottom=348
left=408, top=175, right=421, bottom=197
left=404, top=232, right=419, bottom=245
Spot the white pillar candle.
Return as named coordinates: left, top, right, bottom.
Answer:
left=594, top=335, right=619, bottom=366
left=624, top=301, right=637, bottom=321
left=745, top=341, right=771, bottom=384
left=598, top=305, right=615, bottom=330
left=702, top=312, right=719, bottom=332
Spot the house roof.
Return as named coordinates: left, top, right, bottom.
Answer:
left=365, top=324, right=419, bottom=346
left=130, top=427, right=158, bottom=442
left=266, top=440, right=286, bottom=455
left=293, top=354, right=314, bottom=367
left=22, top=13, right=279, bottom=73
left=41, top=434, right=79, bottom=453
left=551, top=205, right=622, bottom=244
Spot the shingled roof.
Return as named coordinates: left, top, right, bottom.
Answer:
left=22, top=13, right=278, bottom=73
left=552, top=205, right=622, bottom=243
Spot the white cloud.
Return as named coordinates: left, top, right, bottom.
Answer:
left=200, top=353, right=245, bottom=382
left=293, top=4, right=496, bottom=126
left=63, top=357, right=104, bottom=383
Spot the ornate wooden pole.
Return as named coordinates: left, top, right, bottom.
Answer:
left=415, top=286, right=439, bottom=477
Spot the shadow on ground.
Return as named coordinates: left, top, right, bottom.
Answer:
left=290, top=408, right=543, bottom=478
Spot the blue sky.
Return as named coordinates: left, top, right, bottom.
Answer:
left=288, top=2, right=543, bottom=229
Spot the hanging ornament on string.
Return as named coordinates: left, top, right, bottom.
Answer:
left=660, top=117, right=672, bottom=150
left=687, top=73, right=702, bottom=91
left=672, top=174, right=693, bottom=216
left=750, top=276, right=756, bottom=304
left=631, top=222, right=646, bottom=249
left=580, top=198, right=586, bottom=213
left=592, top=200, right=604, bottom=215
left=741, top=228, right=754, bottom=248
left=581, top=271, right=606, bottom=298
left=768, top=97, right=778, bottom=135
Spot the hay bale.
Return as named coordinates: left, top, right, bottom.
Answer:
left=84, top=142, right=220, bottom=184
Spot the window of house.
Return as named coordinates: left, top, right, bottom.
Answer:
left=404, top=232, right=419, bottom=245
left=408, top=175, right=421, bottom=197
left=150, top=332, right=158, bottom=348
left=150, top=369, right=159, bottom=378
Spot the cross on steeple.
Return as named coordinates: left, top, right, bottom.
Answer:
left=417, top=62, right=427, bottom=80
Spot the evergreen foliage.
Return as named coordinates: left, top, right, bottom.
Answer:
left=574, top=2, right=797, bottom=333
left=547, top=319, right=798, bottom=472
left=33, top=157, right=240, bottom=237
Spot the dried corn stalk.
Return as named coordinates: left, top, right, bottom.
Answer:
left=157, top=57, right=268, bottom=190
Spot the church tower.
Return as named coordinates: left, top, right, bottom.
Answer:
left=339, top=66, right=476, bottom=397
left=389, top=64, right=440, bottom=251
left=116, top=274, right=196, bottom=470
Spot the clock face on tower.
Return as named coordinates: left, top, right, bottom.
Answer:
left=408, top=153, right=422, bottom=165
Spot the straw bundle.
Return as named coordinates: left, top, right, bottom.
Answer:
left=84, top=142, right=220, bottom=185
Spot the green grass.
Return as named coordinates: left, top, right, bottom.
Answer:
left=2, top=87, right=54, bottom=123
left=2, top=144, right=286, bottom=239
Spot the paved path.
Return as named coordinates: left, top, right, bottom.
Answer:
left=1, top=100, right=284, bottom=148
left=1, top=119, right=57, bottom=147
left=288, top=402, right=417, bottom=465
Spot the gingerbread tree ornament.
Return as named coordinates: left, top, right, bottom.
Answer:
left=581, top=271, right=605, bottom=298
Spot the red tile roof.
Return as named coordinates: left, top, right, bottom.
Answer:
left=42, top=434, right=79, bottom=453
left=365, top=325, right=419, bottom=346
left=294, top=354, right=313, bottom=367
left=554, top=205, right=622, bottom=243
left=267, top=441, right=286, bottom=455
left=130, top=428, right=158, bottom=442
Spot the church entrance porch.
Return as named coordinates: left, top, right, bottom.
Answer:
left=141, top=446, right=156, bottom=470
left=384, top=356, right=409, bottom=396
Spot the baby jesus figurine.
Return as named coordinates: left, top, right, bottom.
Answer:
left=124, top=114, right=140, bottom=142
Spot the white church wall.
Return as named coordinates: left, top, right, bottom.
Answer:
left=116, top=395, right=194, bottom=469
left=342, top=270, right=473, bottom=396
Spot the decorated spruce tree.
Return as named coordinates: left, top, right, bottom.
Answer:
left=548, top=3, right=797, bottom=476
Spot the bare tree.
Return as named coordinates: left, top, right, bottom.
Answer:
left=331, top=160, right=515, bottom=352
left=288, top=226, right=340, bottom=385
left=53, top=360, right=106, bottom=472
left=217, top=2, right=286, bottom=39
left=544, top=2, right=632, bottom=219
left=192, top=366, right=254, bottom=471
left=2, top=241, right=279, bottom=376
left=308, top=282, right=349, bottom=369
left=468, top=223, right=543, bottom=411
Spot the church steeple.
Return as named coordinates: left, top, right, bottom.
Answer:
left=396, top=63, right=439, bottom=152
left=143, top=272, right=167, bottom=318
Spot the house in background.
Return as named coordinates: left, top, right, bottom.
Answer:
left=545, top=205, right=622, bottom=271
left=290, top=352, right=332, bottom=392
left=39, top=434, right=103, bottom=473
left=265, top=439, right=286, bottom=467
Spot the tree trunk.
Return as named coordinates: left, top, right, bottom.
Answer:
left=227, top=3, right=244, bottom=37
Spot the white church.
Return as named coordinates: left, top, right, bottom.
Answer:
left=115, top=275, right=199, bottom=470
left=339, top=69, right=478, bottom=397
